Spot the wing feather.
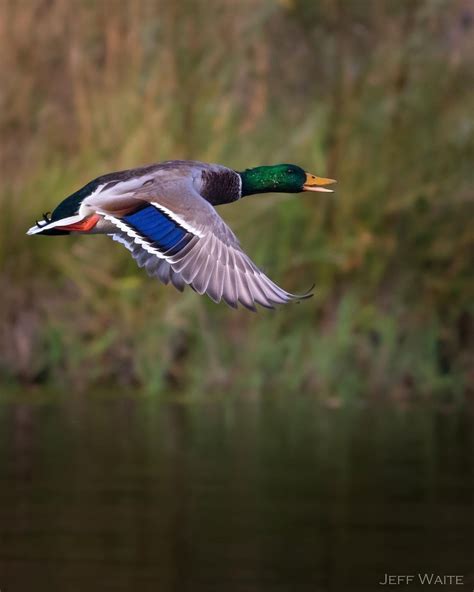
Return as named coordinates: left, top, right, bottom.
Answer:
left=106, top=185, right=312, bottom=308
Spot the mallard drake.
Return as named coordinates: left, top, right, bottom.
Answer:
left=27, top=161, right=335, bottom=310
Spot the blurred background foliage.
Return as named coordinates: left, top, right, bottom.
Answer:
left=0, top=0, right=473, bottom=401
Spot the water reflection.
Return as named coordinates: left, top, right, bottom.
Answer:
left=0, top=395, right=473, bottom=591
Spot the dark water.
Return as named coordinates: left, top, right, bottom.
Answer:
left=0, top=393, right=473, bottom=592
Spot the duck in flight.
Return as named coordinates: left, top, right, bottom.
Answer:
left=27, top=161, right=335, bottom=310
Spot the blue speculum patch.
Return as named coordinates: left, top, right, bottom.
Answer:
left=124, top=205, right=190, bottom=254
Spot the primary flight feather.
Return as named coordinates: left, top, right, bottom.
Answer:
left=27, top=160, right=335, bottom=310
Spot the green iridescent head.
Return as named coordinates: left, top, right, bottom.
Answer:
left=238, top=164, right=335, bottom=197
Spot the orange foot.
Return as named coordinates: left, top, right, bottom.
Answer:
left=58, top=213, right=101, bottom=232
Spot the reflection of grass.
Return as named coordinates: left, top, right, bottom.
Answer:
left=0, top=0, right=473, bottom=399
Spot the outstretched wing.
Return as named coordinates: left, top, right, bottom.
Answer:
left=106, top=201, right=312, bottom=310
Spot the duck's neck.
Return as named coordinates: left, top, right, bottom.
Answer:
left=200, top=169, right=242, bottom=205
left=239, top=167, right=278, bottom=197
left=201, top=165, right=303, bottom=204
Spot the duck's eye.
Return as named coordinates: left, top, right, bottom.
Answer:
left=287, top=169, right=294, bottom=174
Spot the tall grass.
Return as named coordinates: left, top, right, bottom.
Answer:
left=1, top=0, right=473, bottom=401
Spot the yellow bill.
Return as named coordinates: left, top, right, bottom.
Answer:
left=303, top=172, right=337, bottom=193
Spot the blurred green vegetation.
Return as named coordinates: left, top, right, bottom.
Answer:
left=0, top=0, right=473, bottom=401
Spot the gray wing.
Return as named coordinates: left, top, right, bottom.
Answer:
left=102, top=178, right=312, bottom=310
left=108, top=215, right=312, bottom=310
